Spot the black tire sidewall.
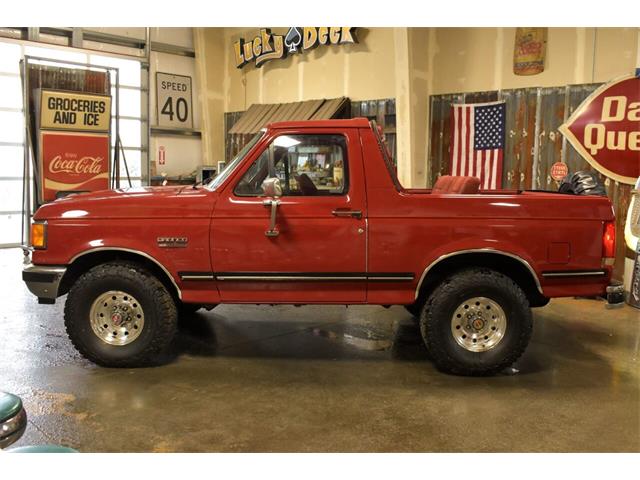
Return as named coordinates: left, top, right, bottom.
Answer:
left=422, top=270, right=532, bottom=374
left=67, top=267, right=169, bottom=364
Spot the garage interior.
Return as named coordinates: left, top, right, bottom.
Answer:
left=0, top=26, right=638, bottom=453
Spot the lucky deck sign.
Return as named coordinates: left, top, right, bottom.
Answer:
left=559, top=75, right=640, bottom=185
left=39, top=132, right=110, bottom=202
left=234, top=27, right=358, bottom=69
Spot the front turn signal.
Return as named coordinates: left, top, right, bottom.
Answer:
left=31, top=222, right=47, bottom=249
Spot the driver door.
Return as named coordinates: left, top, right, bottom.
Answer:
left=211, top=128, right=367, bottom=303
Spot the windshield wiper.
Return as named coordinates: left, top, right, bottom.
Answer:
left=192, top=176, right=215, bottom=189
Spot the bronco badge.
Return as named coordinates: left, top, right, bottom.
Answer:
left=157, top=237, right=188, bottom=248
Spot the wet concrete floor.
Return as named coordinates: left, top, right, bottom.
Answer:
left=1, top=248, right=639, bottom=452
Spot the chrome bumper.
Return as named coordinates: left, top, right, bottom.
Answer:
left=22, top=264, right=66, bottom=304
left=605, top=282, right=625, bottom=309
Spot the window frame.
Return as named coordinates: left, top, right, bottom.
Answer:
left=233, top=132, right=350, bottom=198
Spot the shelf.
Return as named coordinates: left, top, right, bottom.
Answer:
left=150, top=126, right=202, bottom=138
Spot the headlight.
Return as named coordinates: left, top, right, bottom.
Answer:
left=30, top=221, right=47, bottom=249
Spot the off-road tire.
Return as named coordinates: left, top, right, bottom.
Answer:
left=420, top=268, right=532, bottom=376
left=64, top=262, right=178, bottom=367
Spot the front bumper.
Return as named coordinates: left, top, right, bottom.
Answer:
left=22, top=264, right=66, bottom=304
left=605, top=282, right=625, bottom=309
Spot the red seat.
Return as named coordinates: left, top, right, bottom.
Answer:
left=432, top=175, right=480, bottom=194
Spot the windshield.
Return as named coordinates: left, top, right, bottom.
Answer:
left=206, top=131, right=265, bottom=191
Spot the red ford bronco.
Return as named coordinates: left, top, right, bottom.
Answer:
left=22, top=118, right=623, bottom=375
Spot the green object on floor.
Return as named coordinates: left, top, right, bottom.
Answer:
left=0, top=391, right=22, bottom=422
left=7, top=445, right=77, bottom=453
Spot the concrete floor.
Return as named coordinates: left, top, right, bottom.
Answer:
left=1, top=248, right=639, bottom=452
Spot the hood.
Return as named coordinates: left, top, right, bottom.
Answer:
left=34, top=186, right=216, bottom=220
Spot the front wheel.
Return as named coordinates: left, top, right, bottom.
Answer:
left=64, top=262, right=178, bottom=367
left=420, top=268, right=532, bottom=376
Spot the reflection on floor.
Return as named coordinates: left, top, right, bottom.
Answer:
left=1, top=248, right=638, bottom=452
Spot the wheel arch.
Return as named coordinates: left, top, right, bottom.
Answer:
left=59, top=247, right=182, bottom=301
left=415, top=249, right=548, bottom=307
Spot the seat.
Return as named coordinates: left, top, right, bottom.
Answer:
left=295, top=173, right=318, bottom=195
left=432, top=175, right=480, bottom=194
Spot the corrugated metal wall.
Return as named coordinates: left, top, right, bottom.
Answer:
left=224, top=97, right=399, bottom=164
left=350, top=98, right=397, bottom=165
left=429, top=84, right=632, bottom=281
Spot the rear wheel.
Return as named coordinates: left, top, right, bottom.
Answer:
left=64, top=262, right=178, bottom=367
left=420, top=268, right=532, bottom=376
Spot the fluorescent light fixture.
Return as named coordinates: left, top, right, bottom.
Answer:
left=273, top=136, right=300, bottom=148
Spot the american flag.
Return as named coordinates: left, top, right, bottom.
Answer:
left=450, top=101, right=505, bottom=189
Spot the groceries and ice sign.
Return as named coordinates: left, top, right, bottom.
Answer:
left=36, top=89, right=111, bottom=202
left=559, top=75, right=640, bottom=185
left=39, top=90, right=111, bottom=132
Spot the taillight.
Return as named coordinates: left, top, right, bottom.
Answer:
left=602, top=221, right=615, bottom=259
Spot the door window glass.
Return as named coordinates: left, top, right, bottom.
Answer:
left=234, top=134, right=348, bottom=196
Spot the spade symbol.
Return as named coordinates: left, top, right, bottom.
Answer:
left=284, top=27, right=302, bottom=53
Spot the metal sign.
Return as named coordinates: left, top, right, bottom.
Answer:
left=550, top=162, right=568, bottom=181
left=233, top=27, right=358, bottom=69
left=559, top=75, right=640, bottom=185
left=156, top=72, right=193, bottom=129
left=39, top=89, right=111, bottom=132
left=513, top=27, right=546, bottom=76
left=39, top=131, right=110, bottom=202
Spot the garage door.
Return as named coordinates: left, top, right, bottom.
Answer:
left=0, top=40, right=144, bottom=248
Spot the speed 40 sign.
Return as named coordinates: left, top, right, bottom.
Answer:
left=156, top=72, right=193, bottom=129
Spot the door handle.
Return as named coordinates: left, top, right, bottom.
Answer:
left=263, top=199, right=280, bottom=237
left=332, top=209, right=362, bottom=219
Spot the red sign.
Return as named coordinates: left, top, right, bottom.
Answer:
left=559, top=75, right=640, bottom=185
left=550, top=162, right=569, bottom=181
left=40, top=132, right=110, bottom=202
left=158, top=146, right=166, bottom=165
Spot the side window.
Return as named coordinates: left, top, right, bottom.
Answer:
left=234, top=134, right=348, bottom=196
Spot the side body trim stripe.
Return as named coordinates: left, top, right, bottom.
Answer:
left=179, top=272, right=415, bottom=282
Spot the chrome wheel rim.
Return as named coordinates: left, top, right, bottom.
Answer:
left=89, top=290, right=145, bottom=346
left=450, top=296, right=506, bottom=352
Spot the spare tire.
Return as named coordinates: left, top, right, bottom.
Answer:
left=559, top=171, right=607, bottom=196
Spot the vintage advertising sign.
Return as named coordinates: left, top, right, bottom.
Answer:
left=513, top=27, right=546, bottom=76
left=156, top=72, right=193, bottom=129
left=39, top=90, right=111, bottom=132
left=39, top=132, right=110, bottom=202
left=559, top=75, right=640, bottom=185
left=234, top=27, right=358, bottom=69
left=550, top=161, right=569, bottom=181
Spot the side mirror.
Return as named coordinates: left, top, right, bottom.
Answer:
left=0, top=392, right=27, bottom=449
left=261, top=177, right=282, bottom=198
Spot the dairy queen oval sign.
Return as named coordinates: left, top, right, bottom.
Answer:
left=559, top=75, right=640, bottom=185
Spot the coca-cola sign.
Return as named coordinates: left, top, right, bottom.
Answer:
left=40, top=132, right=109, bottom=202
left=559, top=75, right=640, bottom=185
